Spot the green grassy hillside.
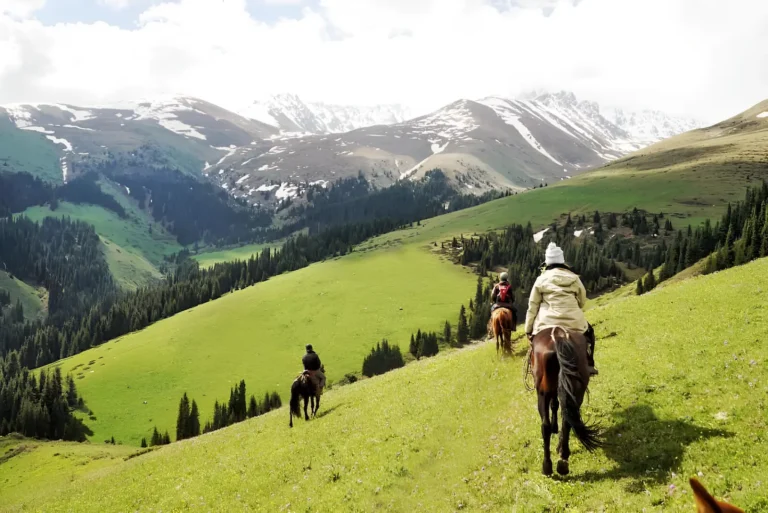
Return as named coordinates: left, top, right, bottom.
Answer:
left=0, top=117, right=61, bottom=183
left=18, top=256, right=768, bottom=512
left=46, top=245, right=477, bottom=445
left=192, top=242, right=276, bottom=269
left=22, top=201, right=178, bottom=289
left=0, top=270, right=46, bottom=321
left=0, top=435, right=138, bottom=510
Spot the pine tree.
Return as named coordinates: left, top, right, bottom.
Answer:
left=473, top=276, right=484, bottom=309
left=248, top=395, right=258, bottom=418
left=643, top=271, right=656, bottom=292
left=418, top=332, right=439, bottom=358
left=443, top=321, right=452, bottom=345
left=163, top=432, right=171, bottom=445
left=187, top=400, right=201, bottom=438
left=409, top=333, right=418, bottom=358
left=457, top=305, right=469, bottom=345
left=176, top=393, right=191, bottom=441
left=66, top=374, right=78, bottom=408
left=636, top=279, right=644, bottom=296
left=141, top=438, right=147, bottom=448
left=150, top=427, right=161, bottom=446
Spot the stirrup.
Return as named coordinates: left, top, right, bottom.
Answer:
left=588, top=366, right=599, bottom=376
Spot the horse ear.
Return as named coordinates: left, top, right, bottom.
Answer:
left=690, top=478, right=744, bottom=513
left=691, top=478, right=723, bottom=513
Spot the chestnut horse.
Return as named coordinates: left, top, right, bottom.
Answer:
left=690, top=478, right=744, bottom=513
left=490, top=307, right=514, bottom=355
left=530, top=326, right=602, bottom=475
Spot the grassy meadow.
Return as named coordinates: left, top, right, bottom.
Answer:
left=13, top=256, right=768, bottom=512
left=0, top=117, right=62, bottom=183
left=45, top=245, right=478, bottom=446
left=22, top=201, right=178, bottom=289
left=0, top=435, right=139, bottom=511
left=0, top=271, right=46, bottom=321
left=192, top=242, right=276, bottom=269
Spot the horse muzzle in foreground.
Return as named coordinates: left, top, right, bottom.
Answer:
left=530, top=327, right=603, bottom=476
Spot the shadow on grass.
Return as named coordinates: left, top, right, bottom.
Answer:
left=577, top=404, right=733, bottom=490
left=315, top=403, right=343, bottom=419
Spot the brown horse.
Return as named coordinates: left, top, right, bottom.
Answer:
left=289, top=371, right=320, bottom=428
left=491, top=307, right=514, bottom=355
left=690, top=478, right=744, bottom=513
left=530, top=327, right=602, bottom=475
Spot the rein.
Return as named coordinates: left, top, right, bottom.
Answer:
left=523, top=346, right=534, bottom=391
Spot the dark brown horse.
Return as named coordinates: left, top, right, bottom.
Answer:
left=289, top=371, right=320, bottom=428
left=530, top=327, right=602, bottom=475
left=690, top=478, right=744, bottom=513
left=491, top=308, right=514, bottom=355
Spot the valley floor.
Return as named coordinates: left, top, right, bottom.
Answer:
left=8, top=256, right=768, bottom=512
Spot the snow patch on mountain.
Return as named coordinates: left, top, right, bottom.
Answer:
left=239, top=93, right=411, bottom=134
left=606, top=106, right=702, bottom=145
left=478, top=98, right=562, bottom=165
left=133, top=97, right=207, bottom=140
left=757, top=112, right=768, bottom=119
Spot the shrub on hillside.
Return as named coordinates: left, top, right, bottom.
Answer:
left=362, top=340, right=405, bottom=377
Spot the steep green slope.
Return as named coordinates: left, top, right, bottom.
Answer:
left=46, top=245, right=477, bottom=445
left=191, top=242, right=275, bottom=269
left=26, top=256, right=768, bottom=512
left=364, top=105, right=768, bottom=250
left=0, top=270, right=46, bottom=320
left=22, top=201, right=178, bottom=289
left=0, top=435, right=138, bottom=510
left=0, top=117, right=61, bottom=183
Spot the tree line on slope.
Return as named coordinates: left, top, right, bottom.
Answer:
left=0, top=355, right=90, bottom=441
left=0, top=170, right=127, bottom=219
left=0, top=216, right=409, bottom=371
left=286, top=171, right=509, bottom=236
left=0, top=215, right=116, bottom=327
left=141, top=379, right=281, bottom=447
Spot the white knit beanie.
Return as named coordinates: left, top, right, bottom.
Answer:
left=545, top=242, right=565, bottom=265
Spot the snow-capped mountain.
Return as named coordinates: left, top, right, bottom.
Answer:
left=212, top=92, right=696, bottom=203
left=1, top=96, right=277, bottom=181
left=2, top=91, right=703, bottom=205
left=605, top=107, right=702, bottom=146
left=239, top=93, right=411, bottom=134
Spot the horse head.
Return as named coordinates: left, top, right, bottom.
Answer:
left=690, top=478, right=744, bottom=513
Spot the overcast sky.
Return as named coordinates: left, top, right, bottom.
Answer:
left=1, top=0, right=766, bottom=122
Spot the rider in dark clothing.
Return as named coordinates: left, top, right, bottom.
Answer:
left=302, top=344, right=326, bottom=394
left=302, top=344, right=321, bottom=371
left=491, top=272, right=518, bottom=326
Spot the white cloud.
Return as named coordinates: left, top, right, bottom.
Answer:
left=1, top=0, right=46, bottom=18
left=0, top=0, right=767, bottom=123
left=98, top=0, right=134, bottom=9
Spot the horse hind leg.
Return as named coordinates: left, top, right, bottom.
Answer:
left=551, top=396, right=559, bottom=435
left=303, top=396, right=310, bottom=421
left=537, top=391, right=553, bottom=476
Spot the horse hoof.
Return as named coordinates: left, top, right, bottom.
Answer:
left=542, top=460, right=553, bottom=476
left=556, top=460, right=569, bottom=476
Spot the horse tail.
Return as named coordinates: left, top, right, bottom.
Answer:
left=552, top=327, right=602, bottom=451
left=289, top=380, right=301, bottom=428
